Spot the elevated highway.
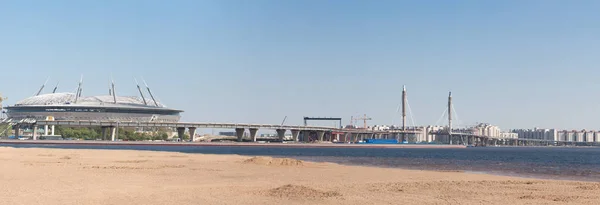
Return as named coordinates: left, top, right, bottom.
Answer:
left=12, top=120, right=421, bottom=143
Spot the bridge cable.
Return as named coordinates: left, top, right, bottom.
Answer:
left=451, top=104, right=467, bottom=145
left=391, top=100, right=402, bottom=126
left=433, top=107, right=447, bottom=126
left=406, top=99, right=417, bottom=128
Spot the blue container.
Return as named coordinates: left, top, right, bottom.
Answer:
left=364, top=139, right=398, bottom=144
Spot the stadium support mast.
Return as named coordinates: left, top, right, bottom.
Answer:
left=134, top=78, right=148, bottom=105
left=111, top=78, right=117, bottom=104
left=142, top=78, right=159, bottom=107
left=74, top=75, right=83, bottom=103
left=35, top=78, right=49, bottom=96
left=52, top=81, right=59, bottom=93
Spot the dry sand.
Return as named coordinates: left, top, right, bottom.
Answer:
left=1, top=147, right=599, bottom=205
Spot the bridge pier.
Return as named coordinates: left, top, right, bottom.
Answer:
left=188, top=127, right=197, bottom=142
left=316, top=131, right=325, bottom=141
left=342, top=132, right=349, bottom=142
left=109, top=127, right=116, bottom=141
left=235, top=128, right=245, bottom=142
left=249, top=128, right=258, bottom=142
left=101, top=127, right=107, bottom=140
left=276, top=129, right=286, bottom=142
left=291, top=129, right=300, bottom=142
left=177, top=127, right=186, bottom=141
left=13, top=125, right=20, bottom=138
left=302, top=131, right=311, bottom=142
left=101, top=126, right=116, bottom=141
left=333, top=132, right=340, bottom=141
left=32, top=125, right=38, bottom=140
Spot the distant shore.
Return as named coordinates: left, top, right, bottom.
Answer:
left=1, top=147, right=599, bottom=205
left=0, top=140, right=466, bottom=148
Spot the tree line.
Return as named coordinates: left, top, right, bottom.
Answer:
left=53, top=126, right=186, bottom=141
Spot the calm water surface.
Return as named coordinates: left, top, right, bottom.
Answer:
left=3, top=144, right=600, bottom=182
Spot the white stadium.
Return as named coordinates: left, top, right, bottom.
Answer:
left=3, top=78, right=183, bottom=123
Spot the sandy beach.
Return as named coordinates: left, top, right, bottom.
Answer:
left=1, top=147, right=599, bottom=205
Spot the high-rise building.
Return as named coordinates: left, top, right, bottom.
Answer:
left=511, top=128, right=558, bottom=141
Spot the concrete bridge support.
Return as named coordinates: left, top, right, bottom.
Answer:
left=316, top=131, right=325, bottom=142
left=188, top=127, right=197, bottom=142
left=333, top=133, right=340, bottom=141
left=13, top=125, right=20, bottom=138
left=342, top=132, right=348, bottom=142
left=43, top=125, right=55, bottom=136
left=249, top=128, right=258, bottom=142
left=101, top=127, right=107, bottom=140
left=302, top=131, right=311, bottom=142
left=101, top=126, right=116, bottom=141
left=276, top=129, right=286, bottom=142
left=235, top=128, right=245, bottom=142
left=177, top=127, right=186, bottom=141
left=111, top=127, right=117, bottom=141
left=291, top=129, right=300, bottom=142
left=32, top=125, right=38, bottom=140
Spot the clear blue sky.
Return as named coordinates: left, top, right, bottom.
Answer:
left=1, top=0, right=599, bottom=131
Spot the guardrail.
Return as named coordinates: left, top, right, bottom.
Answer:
left=31, top=120, right=337, bottom=131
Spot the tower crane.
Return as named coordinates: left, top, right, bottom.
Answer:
left=351, top=114, right=372, bottom=129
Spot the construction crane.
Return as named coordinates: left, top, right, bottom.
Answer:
left=351, top=114, right=372, bottom=129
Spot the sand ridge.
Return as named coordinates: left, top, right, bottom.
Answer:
left=265, top=184, right=342, bottom=199
left=0, top=147, right=599, bottom=205
left=242, top=156, right=305, bottom=166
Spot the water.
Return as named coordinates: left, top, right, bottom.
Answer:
left=3, top=143, right=600, bottom=182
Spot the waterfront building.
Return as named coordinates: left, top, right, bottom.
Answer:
left=473, top=123, right=501, bottom=138
left=424, top=125, right=445, bottom=142
left=567, top=131, right=576, bottom=142
left=499, top=132, right=518, bottom=139
left=584, top=131, right=595, bottom=142
left=511, top=128, right=558, bottom=141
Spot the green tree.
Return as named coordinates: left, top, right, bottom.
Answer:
left=0, top=124, right=10, bottom=138
left=158, top=132, right=169, bottom=141
left=53, top=126, right=100, bottom=140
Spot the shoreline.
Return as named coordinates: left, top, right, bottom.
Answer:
left=1, top=147, right=599, bottom=204
left=0, top=139, right=467, bottom=148
left=4, top=141, right=600, bottom=183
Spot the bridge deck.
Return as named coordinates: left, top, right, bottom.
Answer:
left=27, top=120, right=422, bottom=134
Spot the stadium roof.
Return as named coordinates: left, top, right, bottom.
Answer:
left=14, top=93, right=166, bottom=108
